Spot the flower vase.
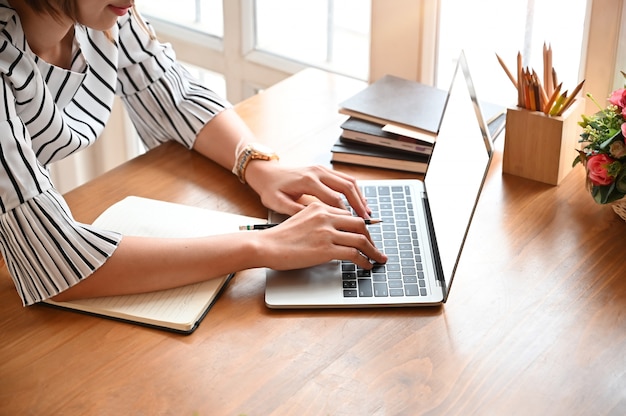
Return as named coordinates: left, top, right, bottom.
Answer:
left=612, top=198, right=626, bottom=222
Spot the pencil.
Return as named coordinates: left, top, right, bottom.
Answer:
left=543, top=82, right=562, bottom=115
left=543, top=43, right=554, bottom=97
left=552, top=68, right=559, bottom=90
left=549, top=91, right=568, bottom=116
left=556, top=79, right=585, bottom=116
left=496, top=53, right=518, bottom=89
left=522, top=69, right=532, bottom=110
left=527, top=78, right=536, bottom=111
left=543, top=44, right=548, bottom=96
left=239, top=218, right=383, bottom=230
left=534, top=70, right=549, bottom=110
left=517, top=51, right=523, bottom=107
left=531, top=70, right=543, bottom=111
left=239, top=223, right=278, bottom=230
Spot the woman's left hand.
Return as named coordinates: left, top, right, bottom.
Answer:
left=244, top=160, right=372, bottom=218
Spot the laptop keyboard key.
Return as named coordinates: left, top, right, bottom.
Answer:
left=403, top=276, right=418, bottom=284
left=387, top=271, right=402, bottom=280
left=357, top=269, right=371, bottom=277
left=388, top=279, right=403, bottom=288
left=364, top=186, right=377, bottom=197
left=358, top=279, right=373, bottom=297
left=404, top=284, right=420, bottom=296
left=343, top=280, right=357, bottom=289
left=342, top=271, right=357, bottom=280
left=374, top=283, right=389, bottom=297
left=372, top=274, right=387, bottom=282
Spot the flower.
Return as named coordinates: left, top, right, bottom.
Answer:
left=609, top=88, right=626, bottom=116
left=573, top=71, right=626, bottom=204
left=586, top=153, right=618, bottom=186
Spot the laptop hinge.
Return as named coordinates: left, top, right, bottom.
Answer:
left=422, top=195, right=447, bottom=295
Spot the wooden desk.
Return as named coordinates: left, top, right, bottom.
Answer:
left=1, top=69, right=625, bottom=415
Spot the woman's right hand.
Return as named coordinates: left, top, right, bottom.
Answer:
left=253, top=202, right=387, bottom=271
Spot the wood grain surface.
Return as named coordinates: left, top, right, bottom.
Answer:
left=1, top=69, right=624, bottom=415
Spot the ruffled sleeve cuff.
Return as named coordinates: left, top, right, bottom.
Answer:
left=0, top=189, right=121, bottom=306
left=120, top=63, right=232, bottom=149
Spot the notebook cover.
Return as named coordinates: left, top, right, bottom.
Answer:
left=339, top=75, right=448, bottom=134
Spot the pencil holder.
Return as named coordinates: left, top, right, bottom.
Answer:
left=502, top=100, right=583, bottom=185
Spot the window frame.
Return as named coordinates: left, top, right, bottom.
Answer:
left=142, top=0, right=624, bottom=109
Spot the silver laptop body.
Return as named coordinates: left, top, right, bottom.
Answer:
left=265, top=51, right=494, bottom=308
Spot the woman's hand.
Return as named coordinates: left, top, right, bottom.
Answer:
left=253, top=202, right=387, bottom=270
left=191, top=110, right=369, bottom=217
left=245, top=160, right=372, bottom=218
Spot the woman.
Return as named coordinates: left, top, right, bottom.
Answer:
left=0, top=0, right=387, bottom=306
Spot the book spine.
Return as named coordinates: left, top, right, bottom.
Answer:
left=340, top=135, right=432, bottom=155
left=330, top=153, right=427, bottom=174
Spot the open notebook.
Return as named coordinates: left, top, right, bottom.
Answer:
left=43, top=196, right=265, bottom=334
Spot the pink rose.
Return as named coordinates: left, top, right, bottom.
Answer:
left=609, top=88, right=626, bottom=109
left=587, top=154, right=617, bottom=186
left=609, top=88, right=626, bottom=118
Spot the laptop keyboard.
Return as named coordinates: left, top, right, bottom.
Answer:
left=342, top=185, right=429, bottom=298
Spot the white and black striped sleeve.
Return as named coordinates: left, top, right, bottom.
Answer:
left=0, top=76, right=121, bottom=306
left=0, top=188, right=121, bottom=305
left=115, top=12, right=232, bottom=150
left=0, top=14, right=122, bottom=306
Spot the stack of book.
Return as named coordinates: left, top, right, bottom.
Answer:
left=331, top=74, right=506, bottom=173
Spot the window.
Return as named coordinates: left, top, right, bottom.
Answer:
left=135, top=0, right=372, bottom=103
left=436, top=0, right=587, bottom=106
left=254, top=0, right=371, bottom=80
left=135, top=0, right=223, bottom=38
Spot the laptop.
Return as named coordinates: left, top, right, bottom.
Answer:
left=265, top=51, right=494, bottom=308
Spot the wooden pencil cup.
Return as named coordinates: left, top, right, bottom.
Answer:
left=502, top=100, right=583, bottom=185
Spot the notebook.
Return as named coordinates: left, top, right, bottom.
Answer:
left=43, top=196, right=266, bottom=334
left=265, top=51, right=494, bottom=308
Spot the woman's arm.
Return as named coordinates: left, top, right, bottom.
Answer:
left=52, top=202, right=387, bottom=302
left=54, top=108, right=387, bottom=303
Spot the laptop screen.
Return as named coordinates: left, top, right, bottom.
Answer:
left=424, top=52, right=494, bottom=299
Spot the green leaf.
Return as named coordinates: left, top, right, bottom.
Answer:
left=592, top=183, right=616, bottom=204
left=616, top=171, right=626, bottom=193
left=599, top=129, right=621, bottom=147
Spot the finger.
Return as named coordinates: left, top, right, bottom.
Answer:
left=310, top=201, right=354, bottom=217
left=330, top=217, right=387, bottom=265
left=276, top=193, right=352, bottom=218
left=332, top=215, right=372, bottom=240
left=338, top=185, right=370, bottom=219
left=334, top=246, right=376, bottom=270
left=333, top=235, right=387, bottom=269
left=310, top=168, right=371, bottom=218
left=283, top=201, right=351, bottom=223
left=268, top=192, right=307, bottom=216
left=324, top=171, right=371, bottom=218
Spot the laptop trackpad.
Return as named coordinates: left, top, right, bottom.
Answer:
left=265, top=261, right=344, bottom=308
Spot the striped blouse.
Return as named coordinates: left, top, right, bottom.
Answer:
left=0, top=2, right=231, bottom=306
